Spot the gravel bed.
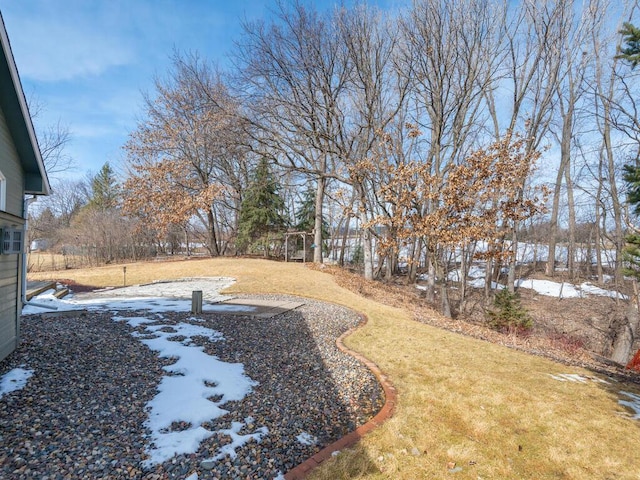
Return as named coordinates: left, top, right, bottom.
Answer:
left=0, top=295, right=384, bottom=479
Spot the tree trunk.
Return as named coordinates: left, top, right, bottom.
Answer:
left=407, top=236, right=422, bottom=284
left=565, top=161, right=577, bottom=281
left=437, top=257, right=451, bottom=318
left=207, top=209, right=220, bottom=256
left=339, top=214, right=351, bottom=267
left=595, top=146, right=605, bottom=283
left=611, top=298, right=640, bottom=365
left=485, top=256, right=493, bottom=301
left=459, top=242, right=468, bottom=314
left=384, top=248, right=393, bottom=280
left=605, top=119, right=624, bottom=289
left=596, top=37, right=624, bottom=289
left=313, top=175, right=326, bottom=263
left=508, top=227, right=517, bottom=293
left=546, top=152, right=567, bottom=277
left=339, top=188, right=358, bottom=266
left=426, top=247, right=436, bottom=303
left=362, top=227, right=374, bottom=281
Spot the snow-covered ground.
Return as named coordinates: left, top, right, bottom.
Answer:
left=515, top=278, right=626, bottom=299
left=619, top=391, right=640, bottom=419
left=329, top=238, right=618, bottom=269
left=22, top=277, right=240, bottom=315
left=119, top=317, right=262, bottom=468
left=423, top=268, right=626, bottom=300
left=17, top=277, right=285, bottom=479
left=0, top=367, right=33, bottom=399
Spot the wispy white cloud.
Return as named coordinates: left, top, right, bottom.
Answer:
left=1, top=1, right=135, bottom=82
left=0, top=0, right=393, bottom=177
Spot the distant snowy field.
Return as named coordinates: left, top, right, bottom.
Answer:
left=329, top=238, right=618, bottom=269
left=418, top=270, right=626, bottom=300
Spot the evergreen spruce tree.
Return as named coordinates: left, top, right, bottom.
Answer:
left=90, top=162, right=120, bottom=211
left=623, top=165, right=640, bottom=279
left=293, top=186, right=329, bottom=257
left=236, top=158, right=288, bottom=255
left=618, top=22, right=640, bottom=68
left=295, top=186, right=328, bottom=234
left=618, top=23, right=640, bottom=278
left=487, top=289, right=533, bottom=332
left=294, top=187, right=317, bottom=232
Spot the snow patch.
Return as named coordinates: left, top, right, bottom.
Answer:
left=548, top=373, right=609, bottom=384
left=0, top=367, right=34, bottom=399
left=516, top=279, right=580, bottom=298
left=25, top=277, right=272, bottom=469
left=296, top=432, right=318, bottom=446
left=619, top=391, right=640, bottom=419
left=203, top=417, right=268, bottom=462
left=127, top=320, right=260, bottom=468
left=89, top=277, right=236, bottom=301
left=579, top=282, right=627, bottom=299
left=112, top=315, right=157, bottom=328
left=416, top=271, right=623, bottom=300
left=549, top=373, right=588, bottom=383
left=22, top=277, right=238, bottom=315
left=468, top=278, right=505, bottom=290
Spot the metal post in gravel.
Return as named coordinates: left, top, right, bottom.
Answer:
left=192, top=290, right=203, bottom=314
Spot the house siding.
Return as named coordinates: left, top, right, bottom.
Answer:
left=0, top=103, right=24, bottom=218
left=0, top=103, right=25, bottom=362
left=0, top=254, right=19, bottom=360
left=0, top=214, right=23, bottom=362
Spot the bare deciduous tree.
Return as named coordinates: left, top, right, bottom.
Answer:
left=236, top=2, right=349, bottom=263
left=546, top=1, right=599, bottom=279
left=28, top=96, right=74, bottom=177
left=399, top=0, right=505, bottom=304
left=124, top=52, right=250, bottom=256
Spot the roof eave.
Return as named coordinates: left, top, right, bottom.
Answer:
left=0, top=11, right=50, bottom=196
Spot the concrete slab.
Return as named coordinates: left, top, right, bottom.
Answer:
left=215, top=298, right=305, bottom=318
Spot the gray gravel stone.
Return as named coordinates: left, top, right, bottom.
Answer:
left=0, top=294, right=383, bottom=479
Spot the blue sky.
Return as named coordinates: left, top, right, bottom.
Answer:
left=0, top=0, right=399, bottom=182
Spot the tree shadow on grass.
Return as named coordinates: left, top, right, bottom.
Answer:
left=580, top=365, right=640, bottom=421
left=193, top=296, right=385, bottom=478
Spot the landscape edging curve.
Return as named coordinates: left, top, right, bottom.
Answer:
left=284, top=312, right=397, bottom=480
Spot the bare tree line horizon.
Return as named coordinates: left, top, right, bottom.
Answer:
left=27, top=0, right=640, bottom=317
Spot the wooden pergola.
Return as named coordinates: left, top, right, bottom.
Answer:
left=284, top=231, right=314, bottom=262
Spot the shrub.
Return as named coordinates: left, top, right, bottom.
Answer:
left=546, top=331, right=586, bottom=356
left=351, top=244, right=364, bottom=266
left=487, top=289, right=533, bottom=332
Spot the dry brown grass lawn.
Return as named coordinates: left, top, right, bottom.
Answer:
left=28, top=257, right=640, bottom=479
left=27, top=252, right=86, bottom=272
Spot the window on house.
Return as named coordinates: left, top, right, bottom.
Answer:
left=0, top=170, right=5, bottom=211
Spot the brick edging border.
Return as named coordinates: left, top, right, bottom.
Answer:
left=284, top=313, right=397, bottom=480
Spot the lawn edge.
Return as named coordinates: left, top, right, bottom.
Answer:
left=284, top=312, right=397, bottom=480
